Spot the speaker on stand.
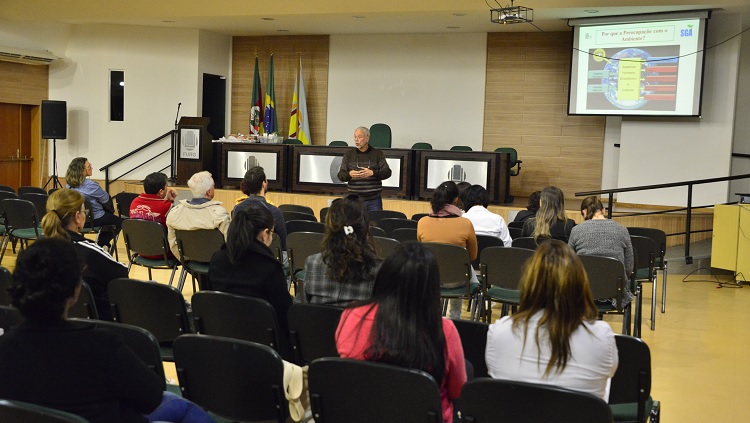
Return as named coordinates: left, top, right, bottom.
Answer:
left=41, top=100, right=67, bottom=190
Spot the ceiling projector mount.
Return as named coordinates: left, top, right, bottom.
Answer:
left=490, top=0, right=534, bottom=25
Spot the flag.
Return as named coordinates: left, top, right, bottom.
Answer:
left=249, top=56, right=263, bottom=136
left=263, top=54, right=277, bottom=135
left=297, top=57, right=311, bottom=145
left=288, top=66, right=299, bottom=139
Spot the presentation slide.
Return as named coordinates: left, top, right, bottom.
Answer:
left=569, top=17, right=706, bottom=116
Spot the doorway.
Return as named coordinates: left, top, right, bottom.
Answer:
left=202, top=74, right=226, bottom=140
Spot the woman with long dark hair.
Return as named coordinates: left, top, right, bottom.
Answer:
left=514, top=190, right=541, bottom=223
left=521, top=186, right=576, bottom=241
left=485, top=240, right=618, bottom=400
left=304, top=194, right=380, bottom=306
left=336, top=242, right=467, bottom=423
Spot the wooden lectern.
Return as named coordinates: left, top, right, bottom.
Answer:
left=175, top=117, right=212, bottom=185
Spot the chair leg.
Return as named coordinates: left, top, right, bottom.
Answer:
left=501, top=304, right=510, bottom=317
left=147, top=268, right=153, bottom=280
left=0, top=232, right=8, bottom=264
left=176, top=268, right=187, bottom=291
left=441, top=299, right=448, bottom=316
left=622, top=306, right=632, bottom=335
left=634, top=284, right=643, bottom=338
left=661, top=262, right=668, bottom=313
left=167, top=265, right=177, bottom=286
left=651, top=274, right=657, bottom=330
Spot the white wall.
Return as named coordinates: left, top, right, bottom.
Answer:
left=49, top=24, right=201, bottom=181
left=0, top=17, right=71, bottom=57
left=198, top=29, right=232, bottom=134
left=326, top=33, right=487, bottom=150
left=729, top=14, right=750, bottom=199
left=615, top=14, right=741, bottom=207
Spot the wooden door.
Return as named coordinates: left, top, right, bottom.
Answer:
left=0, top=102, right=32, bottom=190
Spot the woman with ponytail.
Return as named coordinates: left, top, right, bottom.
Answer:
left=42, top=189, right=127, bottom=321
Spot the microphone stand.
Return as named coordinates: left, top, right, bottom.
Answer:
left=170, top=103, right=181, bottom=183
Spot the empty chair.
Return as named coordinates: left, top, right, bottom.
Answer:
left=473, top=234, right=505, bottom=269
left=480, top=246, right=534, bottom=320
left=512, top=236, right=539, bottom=250
left=450, top=145, right=472, bottom=151
left=319, top=206, right=329, bottom=223
left=283, top=138, right=303, bottom=145
left=630, top=235, right=658, bottom=336
left=287, top=303, right=344, bottom=364
left=174, top=228, right=225, bottom=292
left=424, top=242, right=482, bottom=321
left=495, top=147, right=523, bottom=176
left=0, top=191, right=18, bottom=251
left=451, top=318, right=489, bottom=378
left=174, top=334, right=287, bottom=423
left=278, top=204, right=315, bottom=216
left=391, top=227, right=418, bottom=242
left=66, top=281, right=99, bottom=320
left=508, top=226, right=523, bottom=240
left=47, top=188, right=60, bottom=195
left=373, top=235, right=400, bottom=259
left=411, top=142, right=433, bottom=150
left=121, top=219, right=179, bottom=285
left=609, top=335, right=661, bottom=423
left=17, top=186, right=47, bottom=196
left=368, top=123, right=392, bottom=149
left=508, top=220, right=525, bottom=229
left=0, top=185, right=15, bottom=194
left=412, top=212, right=429, bottom=221
left=328, top=140, right=348, bottom=146
left=285, top=219, right=325, bottom=234
left=579, top=254, right=632, bottom=335
left=19, top=192, right=48, bottom=220
left=367, top=209, right=407, bottom=225
left=627, top=227, right=668, bottom=313
left=0, top=399, right=89, bottom=423
left=286, top=231, right=325, bottom=296
left=282, top=210, right=317, bottom=222
left=459, top=378, right=613, bottom=423
left=0, top=305, right=22, bottom=332
left=309, top=358, right=442, bottom=423
left=0, top=198, right=42, bottom=262
left=0, top=266, right=11, bottom=306
left=376, top=217, right=417, bottom=237
left=107, top=278, right=192, bottom=360
left=113, top=191, right=139, bottom=218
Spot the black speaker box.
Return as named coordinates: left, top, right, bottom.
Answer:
left=42, top=100, right=67, bottom=139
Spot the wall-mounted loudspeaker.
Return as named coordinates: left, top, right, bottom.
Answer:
left=41, top=100, right=67, bottom=139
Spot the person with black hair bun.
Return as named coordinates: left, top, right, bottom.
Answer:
left=336, top=242, right=467, bottom=423
left=0, top=238, right=213, bottom=423
left=304, top=194, right=380, bottom=306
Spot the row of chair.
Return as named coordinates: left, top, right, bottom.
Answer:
left=0, top=185, right=51, bottom=196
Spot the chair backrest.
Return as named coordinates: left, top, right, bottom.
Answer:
left=630, top=235, right=656, bottom=278
left=450, top=145, right=472, bottom=151
left=579, top=255, right=626, bottom=310
left=328, top=140, right=348, bottom=146
left=481, top=246, right=534, bottom=290
left=494, top=147, right=519, bottom=165
left=47, top=188, right=60, bottom=195
left=17, top=186, right=47, bottom=196
left=69, top=318, right=166, bottom=389
left=0, top=305, right=22, bottom=332
left=67, top=281, right=99, bottom=320
left=411, top=142, right=433, bottom=150
left=391, top=227, right=418, bottom=243
left=376, top=217, right=417, bottom=237
left=370, top=226, right=386, bottom=237
left=19, top=193, right=47, bottom=219
left=367, top=210, right=407, bottom=224
left=174, top=229, right=225, bottom=263
left=282, top=210, right=317, bottom=222
left=450, top=318, right=489, bottom=378
left=423, top=242, right=471, bottom=290
left=174, top=334, right=286, bottom=423
left=412, top=212, right=429, bottom=221
left=319, top=207, right=329, bottom=223
left=474, top=234, right=505, bottom=268
left=507, top=220, right=525, bottom=229
left=459, top=378, right=613, bottom=423
left=191, top=291, right=281, bottom=352
left=287, top=303, right=343, bottom=364
left=287, top=231, right=324, bottom=273
left=0, top=399, right=89, bottom=423
left=0, top=266, right=12, bottom=306
left=283, top=138, right=303, bottom=145
left=627, top=227, right=666, bottom=266
left=278, top=204, right=315, bottom=216
left=368, top=123, right=392, bottom=149
left=0, top=185, right=15, bottom=194
left=82, top=198, right=96, bottom=231
left=511, top=236, right=538, bottom=250
left=508, top=226, right=523, bottom=239
left=309, top=358, right=442, bottom=423
left=108, top=278, right=191, bottom=344
left=269, top=232, right=282, bottom=262
left=114, top=192, right=139, bottom=218
left=0, top=191, right=17, bottom=212
left=285, top=219, right=325, bottom=234
left=1, top=198, right=39, bottom=231
left=610, top=335, right=652, bottom=422
left=373, top=236, right=400, bottom=259
left=121, top=218, right=171, bottom=258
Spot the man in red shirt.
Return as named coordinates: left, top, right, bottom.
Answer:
left=129, top=172, right=177, bottom=226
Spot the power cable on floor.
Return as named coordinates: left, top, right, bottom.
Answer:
left=682, top=267, right=743, bottom=288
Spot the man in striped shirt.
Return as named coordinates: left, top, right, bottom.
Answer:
left=336, top=126, right=392, bottom=212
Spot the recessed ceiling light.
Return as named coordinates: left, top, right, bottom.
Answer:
left=162, top=20, right=175, bottom=23
left=447, top=26, right=461, bottom=29
left=584, top=10, right=599, bottom=14
left=277, top=29, right=289, bottom=32
left=453, top=13, right=466, bottom=17
left=353, top=16, right=366, bottom=19
left=262, top=17, right=275, bottom=21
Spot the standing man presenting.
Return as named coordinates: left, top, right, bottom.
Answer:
left=337, top=126, right=392, bottom=212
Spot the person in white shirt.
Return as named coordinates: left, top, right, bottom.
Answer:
left=485, top=240, right=618, bottom=401
left=460, top=185, right=512, bottom=247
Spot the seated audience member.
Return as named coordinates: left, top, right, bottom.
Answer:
left=129, top=172, right=177, bottom=226
left=41, top=189, right=127, bottom=321
left=417, top=181, right=478, bottom=319
left=513, top=191, right=541, bottom=223
left=208, top=203, right=293, bottom=360
left=233, top=166, right=288, bottom=252
left=304, top=195, right=380, bottom=306
left=485, top=240, right=618, bottom=401
left=521, top=186, right=576, bottom=241
left=336, top=242, right=467, bottom=423
left=461, top=184, right=513, bottom=247
left=0, top=238, right=213, bottom=423
left=65, top=157, right=122, bottom=248
left=166, top=171, right=230, bottom=258
left=455, top=181, right=471, bottom=211
left=568, top=196, right=635, bottom=304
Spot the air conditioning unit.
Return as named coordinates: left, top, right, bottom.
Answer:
left=0, top=45, right=58, bottom=66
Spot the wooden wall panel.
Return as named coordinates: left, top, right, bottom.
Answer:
left=484, top=32, right=605, bottom=200
left=231, top=36, right=329, bottom=145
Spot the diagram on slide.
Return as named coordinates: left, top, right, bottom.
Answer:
left=586, top=46, right=680, bottom=111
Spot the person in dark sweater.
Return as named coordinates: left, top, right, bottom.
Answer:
left=513, top=190, right=541, bottom=223
left=0, top=238, right=212, bottom=423
left=233, top=165, right=288, bottom=251
left=41, top=188, right=128, bottom=321
left=209, top=202, right=293, bottom=360
left=337, top=126, right=392, bottom=212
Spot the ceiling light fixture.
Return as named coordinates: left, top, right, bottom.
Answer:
left=261, top=17, right=275, bottom=21
left=490, top=0, right=533, bottom=25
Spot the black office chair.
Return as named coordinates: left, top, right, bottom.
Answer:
left=373, top=235, right=400, bottom=259
left=287, top=303, right=343, bottom=365
left=309, top=358, right=442, bottom=423
left=283, top=210, right=317, bottom=222
left=0, top=192, right=18, bottom=262
left=480, top=246, right=534, bottom=321
left=278, top=204, right=315, bottom=216
left=509, top=226, right=523, bottom=240
left=121, top=219, right=179, bottom=286
left=580, top=254, right=632, bottom=335
left=114, top=191, right=139, bottom=218
left=459, top=378, right=613, bottom=423
left=473, top=234, right=505, bottom=269
left=319, top=207, right=329, bottom=223
left=391, top=227, right=418, bottom=242
left=67, top=281, right=99, bottom=320
left=630, top=235, right=658, bottom=336
left=174, top=334, right=287, bottom=423
left=450, top=145, right=473, bottom=151
left=174, top=228, right=225, bottom=292
left=609, top=335, right=661, bottom=423
left=0, top=399, right=89, bottom=423
left=451, top=318, right=489, bottom=378
left=19, top=192, right=48, bottom=221
left=376, top=217, right=417, bottom=237
left=283, top=139, right=303, bottom=145
left=369, top=123, right=392, bottom=149
left=494, top=147, right=523, bottom=176
left=370, top=226, right=386, bottom=237
left=0, top=198, right=42, bottom=262
left=0, top=185, right=15, bottom=194
left=412, top=212, right=429, bottom=221
left=287, top=231, right=325, bottom=298
left=17, top=186, right=47, bottom=196
left=424, top=242, right=482, bottom=321
left=367, top=210, right=407, bottom=225
left=0, top=305, right=22, bottom=332
left=411, top=142, right=433, bottom=150
left=328, top=140, right=348, bottom=146
left=627, top=227, right=668, bottom=313
left=511, top=236, right=539, bottom=250
left=0, top=265, right=12, bottom=306
left=285, top=219, right=325, bottom=234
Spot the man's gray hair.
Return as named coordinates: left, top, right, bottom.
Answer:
left=355, top=126, right=370, bottom=137
left=188, top=171, right=214, bottom=198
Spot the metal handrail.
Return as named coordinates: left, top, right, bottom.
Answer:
left=98, top=130, right=175, bottom=192
left=576, top=173, right=750, bottom=264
